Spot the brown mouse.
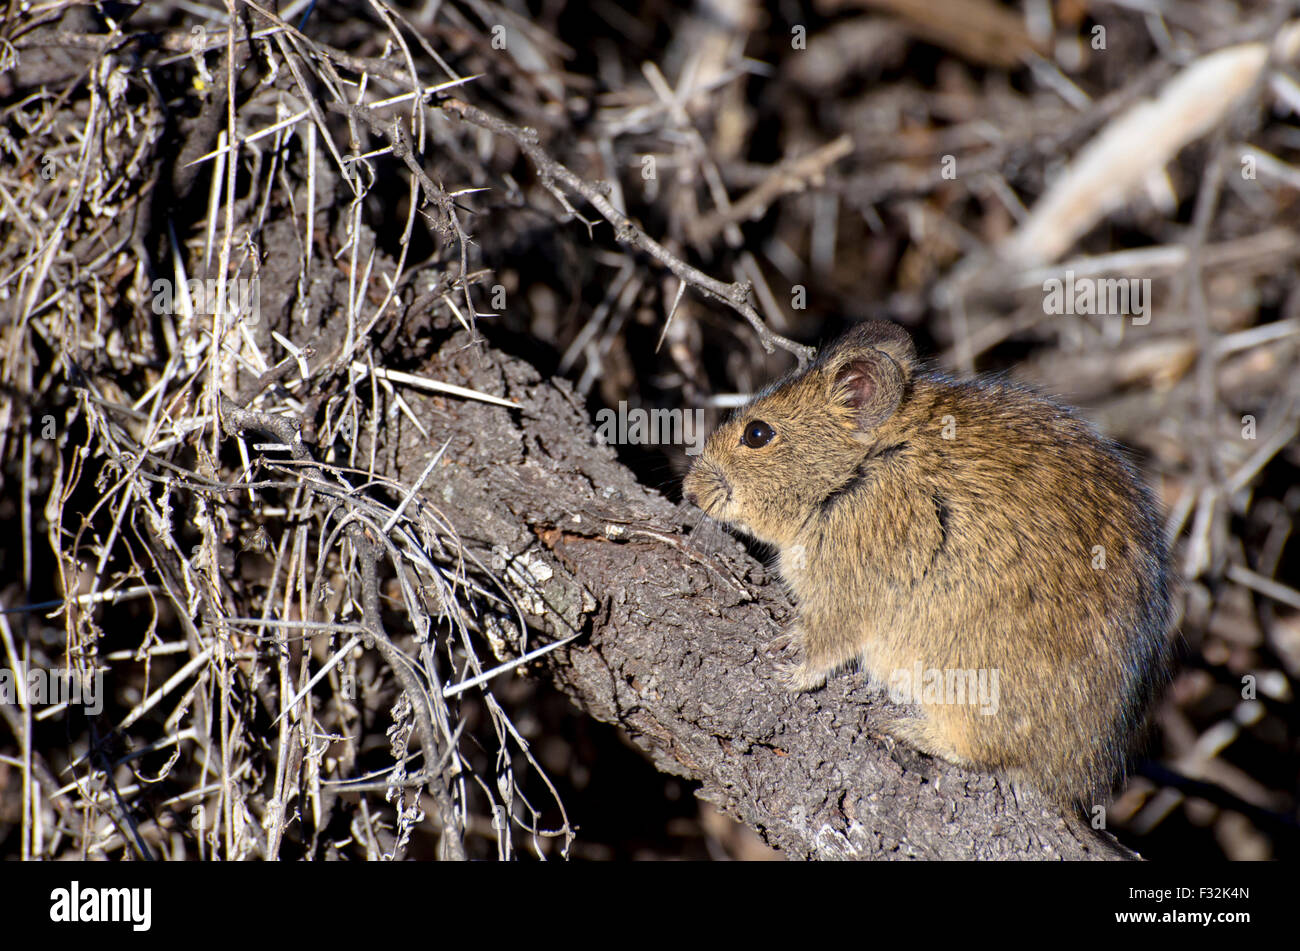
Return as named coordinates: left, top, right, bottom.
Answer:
left=682, top=321, right=1173, bottom=807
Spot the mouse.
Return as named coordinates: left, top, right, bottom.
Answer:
left=682, top=320, right=1173, bottom=807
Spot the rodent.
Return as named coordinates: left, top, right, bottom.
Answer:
left=682, top=321, right=1172, bottom=807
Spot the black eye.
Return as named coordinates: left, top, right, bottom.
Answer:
left=742, top=420, right=775, bottom=448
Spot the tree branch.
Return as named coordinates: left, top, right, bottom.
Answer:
left=438, top=97, right=815, bottom=366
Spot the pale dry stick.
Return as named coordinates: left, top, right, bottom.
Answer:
left=271, top=635, right=364, bottom=727
left=1000, top=21, right=1300, bottom=269
left=441, top=630, right=584, bottom=699
left=1227, top=564, right=1300, bottom=612
left=207, top=0, right=243, bottom=470
left=690, top=136, right=854, bottom=245
left=184, top=72, right=483, bottom=174
left=1013, top=229, right=1300, bottom=290
left=439, top=97, right=815, bottom=365
left=322, top=750, right=438, bottom=793
left=371, top=543, right=507, bottom=848
left=1224, top=417, right=1300, bottom=497
left=376, top=526, right=480, bottom=821
left=117, top=648, right=214, bottom=734
left=350, top=362, right=521, bottom=408
left=71, top=472, right=141, bottom=619
left=558, top=258, right=636, bottom=374
left=202, top=129, right=227, bottom=271
left=181, top=34, right=243, bottom=841
left=365, top=0, right=426, bottom=139
left=304, top=116, right=317, bottom=310
left=641, top=59, right=741, bottom=248
left=191, top=487, right=239, bottom=858
left=1270, top=71, right=1300, bottom=114
left=598, top=61, right=761, bottom=138
left=235, top=0, right=396, bottom=193
left=382, top=439, right=450, bottom=532
left=369, top=0, right=465, bottom=86
left=103, top=642, right=189, bottom=661
left=1214, top=317, right=1300, bottom=357
left=576, top=272, right=642, bottom=395
left=655, top=277, right=690, bottom=354
left=738, top=252, right=790, bottom=337
left=33, top=671, right=129, bottom=723
left=365, top=105, right=490, bottom=353
left=327, top=721, right=467, bottom=794
left=109, top=728, right=201, bottom=770
left=215, top=634, right=245, bottom=857
left=82, top=719, right=156, bottom=861
left=364, top=357, right=434, bottom=439
left=355, top=797, right=383, bottom=860
left=1237, top=145, right=1300, bottom=190
left=256, top=512, right=314, bottom=861
left=268, top=485, right=334, bottom=859
left=222, top=618, right=371, bottom=637
left=381, top=495, right=532, bottom=661
left=648, top=56, right=812, bottom=342
left=353, top=161, right=418, bottom=358
left=270, top=31, right=362, bottom=198
left=439, top=289, right=480, bottom=336
left=0, top=611, right=32, bottom=859
left=127, top=540, right=223, bottom=857
left=77, top=287, right=221, bottom=608
left=1025, top=49, right=1091, bottom=110
left=161, top=4, right=407, bottom=90
left=978, top=171, right=1031, bottom=227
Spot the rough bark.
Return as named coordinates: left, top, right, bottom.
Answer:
left=384, top=331, right=1135, bottom=860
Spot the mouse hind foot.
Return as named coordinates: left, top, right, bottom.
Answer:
left=775, top=623, right=870, bottom=693
left=874, top=712, right=972, bottom=769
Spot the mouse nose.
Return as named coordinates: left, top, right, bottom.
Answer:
left=684, top=490, right=699, bottom=506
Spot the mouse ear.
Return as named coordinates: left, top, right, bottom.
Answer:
left=833, top=351, right=904, bottom=429
left=826, top=321, right=916, bottom=381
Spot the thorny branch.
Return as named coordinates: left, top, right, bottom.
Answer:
left=438, top=97, right=816, bottom=365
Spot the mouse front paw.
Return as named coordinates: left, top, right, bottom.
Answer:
left=777, top=660, right=828, bottom=693
left=764, top=630, right=800, bottom=656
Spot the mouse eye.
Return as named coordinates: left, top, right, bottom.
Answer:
left=741, top=420, right=775, bottom=448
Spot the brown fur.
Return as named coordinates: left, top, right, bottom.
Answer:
left=682, top=322, right=1172, bottom=807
